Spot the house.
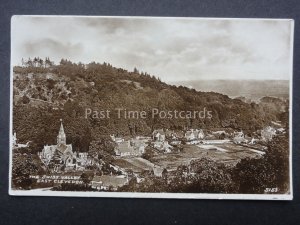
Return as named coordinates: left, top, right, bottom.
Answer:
left=153, top=165, right=167, bottom=177
left=91, top=175, right=128, bottom=191
left=11, top=132, right=31, bottom=149
left=115, top=141, right=138, bottom=157
left=152, top=129, right=166, bottom=142
left=75, top=152, right=94, bottom=169
left=233, top=131, right=247, bottom=144
left=185, top=129, right=205, bottom=141
left=110, top=134, right=124, bottom=143
left=165, top=129, right=180, bottom=140
left=212, top=130, right=226, bottom=135
left=261, top=126, right=277, bottom=142
left=130, top=139, right=147, bottom=155
left=136, top=136, right=152, bottom=141
left=211, top=130, right=228, bottom=139
left=162, top=141, right=173, bottom=153
left=152, top=141, right=173, bottom=153
left=186, top=140, right=201, bottom=145
left=114, top=138, right=148, bottom=157
left=174, top=131, right=185, bottom=139
left=248, top=138, right=259, bottom=145
left=153, top=141, right=163, bottom=149
left=169, top=140, right=182, bottom=146
left=78, top=152, right=88, bottom=159
left=233, top=131, right=244, bottom=138
left=204, top=134, right=217, bottom=140
left=233, top=136, right=248, bottom=144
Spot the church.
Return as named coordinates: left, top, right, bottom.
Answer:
left=38, top=119, right=76, bottom=171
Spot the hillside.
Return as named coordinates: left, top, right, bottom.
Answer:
left=12, top=60, right=289, bottom=153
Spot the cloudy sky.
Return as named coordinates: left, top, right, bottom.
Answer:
left=11, top=16, right=293, bottom=82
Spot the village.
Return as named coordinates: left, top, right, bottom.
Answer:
left=12, top=119, right=286, bottom=192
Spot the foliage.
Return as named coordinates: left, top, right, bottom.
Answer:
left=88, top=136, right=116, bottom=162
left=13, top=59, right=287, bottom=145
left=169, top=158, right=237, bottom=193
left=142, top=146, right=156, bottom=160
left=12, top=153, right=45, bottom=190
left=80, top=172, right=94, bottom=184
left=232, top=135, right=289, bottom=194
left=120, top=158, right=236, bottom=193
left=52, top=183, right=95, bottom=192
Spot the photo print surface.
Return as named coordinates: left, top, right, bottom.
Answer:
left=9, top=16, right=294, bottom=200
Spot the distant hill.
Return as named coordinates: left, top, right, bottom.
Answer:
left=170, top=80, right=289, bottom=101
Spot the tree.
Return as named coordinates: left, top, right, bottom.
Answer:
left=38, top=58, right=44, bottom=67
left=232, top=157, right=275, bottom=193
left=33, top=57, right=38, bottom=67
left=12, top=153, right=44, bottom=190
left=22, top=95, right=30, bottom=104
left=142, top=146, right=155, bottom=160
left=232, top=135, right=289, bottom=194
left=46, top=78, right=56, bottom=89
left=133, top=67, right=139, bottom=74
left=88, top=136, right=116, bottom=163
left=45, top=57, right=54, bottom=68
left=169, top=158, right=237, bottom=193
left=80, top=172, right=94, bottom=185
left=26, top=58, right=33, bottom=67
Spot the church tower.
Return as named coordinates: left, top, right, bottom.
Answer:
left=57, top=119, right=66, bottom=145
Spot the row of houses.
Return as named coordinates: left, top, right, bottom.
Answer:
left=112, top=128, right=206, bottom=155
left=114, top=138, right=148, bottom=157
left=90, top=164, right=168, bottom=191
left=152, top=128, right=204, bottom=142
left=111, top=121, right=286, bottom=157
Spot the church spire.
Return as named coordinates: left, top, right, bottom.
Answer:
left=59, top=119, right=65, bottom=134
left=57, top=119, right=66, bottom=145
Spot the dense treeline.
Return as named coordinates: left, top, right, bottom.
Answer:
left=13, top=58, right=288, bottom=154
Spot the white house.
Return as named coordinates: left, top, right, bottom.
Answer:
left=185, top=129, right=205, bottom=141
left=152, top=129, right=166, bottom=142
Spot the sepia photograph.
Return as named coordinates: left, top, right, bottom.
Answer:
left=9, top=16, right=294, bottom=200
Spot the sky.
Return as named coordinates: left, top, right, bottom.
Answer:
left=11, top=16, right=293, bottom=82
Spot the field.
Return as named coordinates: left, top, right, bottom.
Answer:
left=113, top=157, right=155, bottom=173
left=150, top=143, right=263, bottom=170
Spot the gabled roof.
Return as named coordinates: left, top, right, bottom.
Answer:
left=174, top=131, right=185, bottom=138
left=56, top=144, right=72, bottom=154
left=165, top=129, right=174, bottom=136
left=185, top=129, right=204, bottom=140
left=185, top=131, right=193, bottom=136
left=152, top=129, right=165, bottom=135
left=153, top=166, right=164, bottom=176
left=56, top=144, right=68, bottom=153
